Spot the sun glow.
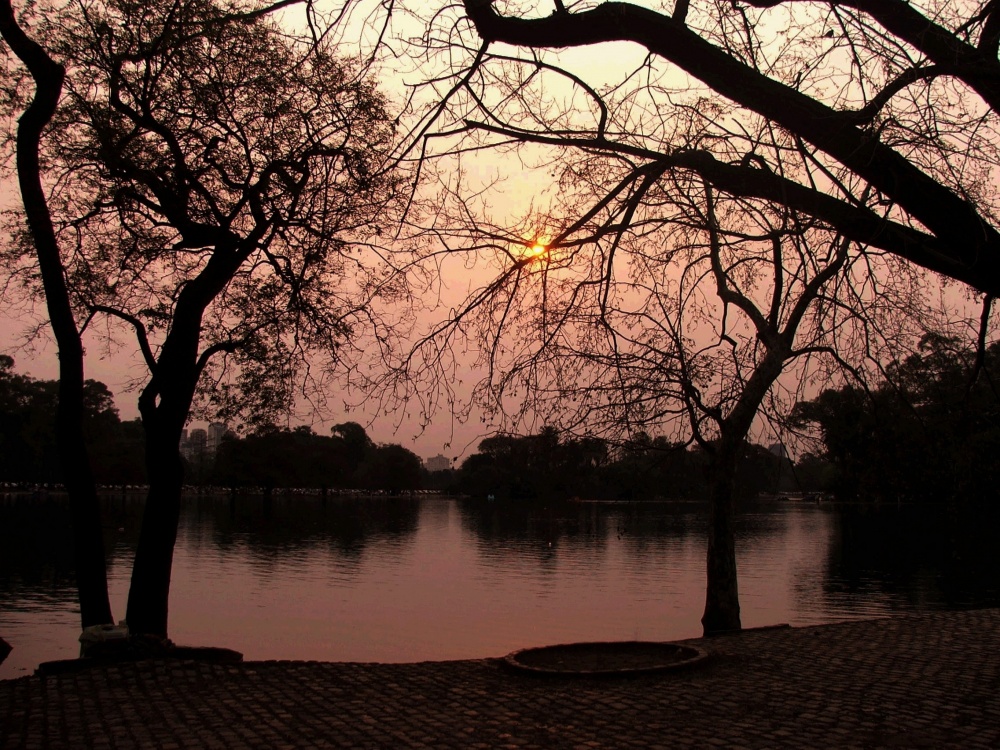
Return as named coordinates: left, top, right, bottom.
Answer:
left=525, top=241, right=548, bottom=259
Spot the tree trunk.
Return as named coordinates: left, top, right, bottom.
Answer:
left=124, top=301, right=207, bottom=637
left=701, top=349, right=787, bottom=636
left=124, top=420, right=185, bottom=637
left=58, top=374, right=115, bottom=628
left=120, top=238, right=240, bottom=636
left=701, top=441, right=741, bottom=635
left=0, top=0, right=113, bottom=629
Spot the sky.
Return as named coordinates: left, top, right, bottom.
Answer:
left=2, top=0, right=988, bottom=465
left=0, top=6, right=664, bottom=462
left=0, top=295, right=488, bottom=461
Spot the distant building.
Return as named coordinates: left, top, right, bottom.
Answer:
left=424, top=454, right=451, bottom=472
left=186, top=428, right=207, bottom=458
left=207, top=422, right=228, bottom=454
left=179, top=423, right=230, bottom=458
left=768, top=442, right=789, bottom=460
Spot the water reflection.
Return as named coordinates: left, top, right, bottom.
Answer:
left=457, top=497, right=796, bottom=562
left=191, top=495, right=421, bottom=557
left=824, top=504, right=1000, bottom=613
left=0, top=496, right=78, bottom=592
left=2, top=494, right=999, bottom=679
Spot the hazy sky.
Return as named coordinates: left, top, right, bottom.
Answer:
left=0, top=12, right=664, bottom=462
left=0, top=296, right=490, bottom=461
left=4, top=2, right=941, bottom=463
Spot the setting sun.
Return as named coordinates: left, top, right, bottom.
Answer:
left=526, top=242, right=548, bottom=259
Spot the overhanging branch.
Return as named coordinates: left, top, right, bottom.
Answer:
left=462, top=0, right=1000, bottom=295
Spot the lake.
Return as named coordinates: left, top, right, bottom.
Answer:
left=2, top=492, right=999, bottom=679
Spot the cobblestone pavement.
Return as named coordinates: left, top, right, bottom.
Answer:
left=2, top=609, right=999, bottom=749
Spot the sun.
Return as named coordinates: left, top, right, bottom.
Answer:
left=526, top=242, right=548, bottom=259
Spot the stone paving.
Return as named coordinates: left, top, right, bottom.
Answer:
left=2, top=609, right=999, bottom=749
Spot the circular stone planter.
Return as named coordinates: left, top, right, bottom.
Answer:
left=504, top=640, right=708, bottom=677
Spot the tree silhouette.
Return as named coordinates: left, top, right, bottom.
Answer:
left=0, top=357, right=127, bottom=484
left=391, top=0, right=979, bottom=633
left=211, top=422, right=422, bottom=491
left=1, top=0, right=409, bottom=637
left=793, top=337, right=1000, bottom=502
left=0, top=0, right=113, bottom=628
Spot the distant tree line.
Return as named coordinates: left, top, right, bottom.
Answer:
left=2, top=355, right=791, bottom=500
left=211, top=422, right=423, bottom=493
left=0, top=358, right=425, bottom=492
left=460, top=335, right=1000, bottom=505
left=792, top=336, right=1000, bottom=504
left=0, top=356, right=144, bottom=485
left=10, top=340, right=999, bottom=505
left=454, top=426, right=790, bottom=502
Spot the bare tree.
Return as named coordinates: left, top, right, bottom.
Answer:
left=1, top=0, right=412, bottom=637
left=385, top=2, right=968, bottom=633
left=0, top=0, right=113, bottom=629
left=409, top=133, right=931, bottom=631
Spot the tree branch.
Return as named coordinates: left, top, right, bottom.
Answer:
left=462, top=0, right=1000, bottom=295
left=464, top=119, right=991, bottom=293
left=90, top=305, right=158, bottom=374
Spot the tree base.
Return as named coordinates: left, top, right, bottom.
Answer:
left=38, top=637, right=242, bottom=676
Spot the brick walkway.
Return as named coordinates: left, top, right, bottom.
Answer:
left=2, top=609, right=999, bottom=749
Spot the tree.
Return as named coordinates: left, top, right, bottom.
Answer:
left=356, top=443, right=423, bottom=492
left=0, top=358, right=141, bottom=484
left=405, top=72, right=926, bottom=629
left=331, top=422, right=377, bottom=470
left=0, top=0, right=113, bottom=628
left=793, top=336, right=1000, bottom=502
left=211, top=422, right=422, bottom=491
left=459, top=191, right=898, bottom=631
left=2, top=0, right=409, bottom=636
left=389, top=0, right=993, bottom=635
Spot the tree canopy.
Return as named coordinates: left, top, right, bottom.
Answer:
left=792, top=336, right=1000, bottom=502
left=213, top=422, right=424, bottom=492
left=2, top=0, right=410, bottom=427
left=456, top=428, right=787, bottom=502
left=0, top=356, right=144, bottom=485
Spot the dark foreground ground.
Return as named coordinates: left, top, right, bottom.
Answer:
left=2, top=609, right=999, bottom=749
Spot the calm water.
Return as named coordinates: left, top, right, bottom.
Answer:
left=2, top=493, right=998, bottom=679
